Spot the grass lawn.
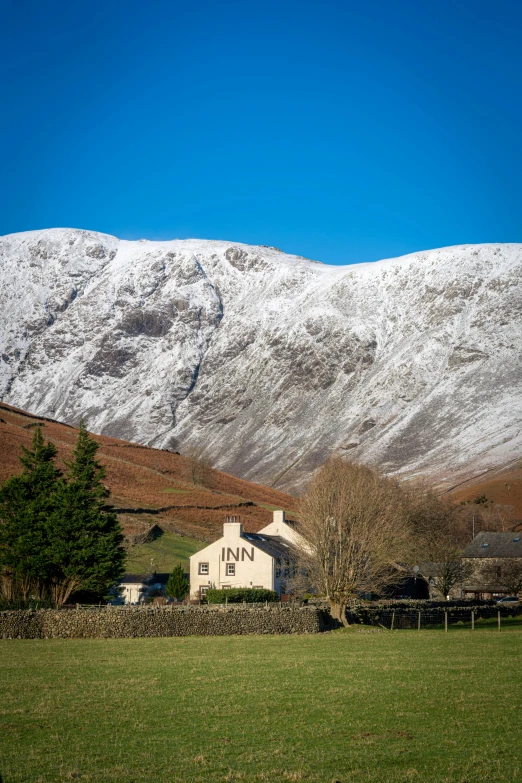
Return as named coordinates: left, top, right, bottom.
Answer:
left=124, top=531, right=205, bottom=573
left=435, top=615, right=522, bottom=631
left=1, top=628, right=521, bottom=783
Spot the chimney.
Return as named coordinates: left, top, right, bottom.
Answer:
left=223, top=515, right=243, bottom=538
left=273, top=510, right=286, bottom=527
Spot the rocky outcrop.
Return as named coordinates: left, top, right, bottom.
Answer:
left=124, top=523, right=164, bottom=546
left=1, top=230, right=521, bottom=491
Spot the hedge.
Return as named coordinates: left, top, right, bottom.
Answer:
left=0, top=598, right=55, bottom=611
left=206, top=588, right=279, bottom=604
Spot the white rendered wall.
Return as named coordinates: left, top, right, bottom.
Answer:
left=259, top=510, right=309, bottom=553
left=189, top=521, right=275, bottom=598
left=120, top=583, right=144, bottom=604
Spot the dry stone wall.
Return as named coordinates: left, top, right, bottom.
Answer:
left=0, top=605, right=327, bottom=639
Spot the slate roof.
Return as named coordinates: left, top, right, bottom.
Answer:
left=120, top=572, right=170, bottom=585
left=241, top=532, right=294, bottom=560
left=119, top=574, right=148, bottom=584
left=462, top=532, right=522, bottom=559
left=148, top=573, right=170, bottom=585
left=418, top=562, right=459, bottom=577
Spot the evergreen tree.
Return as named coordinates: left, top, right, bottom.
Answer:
left=0, top=426, right=61, bottom=601
left=46, top=421, right=126, bottom=605
left=166, top=564, right=189, bottom=601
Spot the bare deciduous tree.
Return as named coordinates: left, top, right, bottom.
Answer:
left=478, top=503, right=515, bottom=533
left=422, top=560, right=474, bottom=600
left=457, top=498, right=516, bottom=538
left=296, top=457, right=411, bottom=625
left=275, top=555, right=311, bottom=599
left=408, top=487, right=472, bottom=599
left=479, top=559, right=522, bottom=596
left=186, top=448, right=213, bottom=487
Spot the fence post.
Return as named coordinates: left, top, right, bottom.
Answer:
left=391, top=611, right=395, bottom=631
left=444, top=611, right=448, bottom=633
left=471, top=610, right=474, bottom=631
left=498, top=610, right=501, bottom=632
left=418, top=611, right=421, bottom=631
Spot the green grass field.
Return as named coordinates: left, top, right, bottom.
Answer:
left=124, top=531, right=205, bottom=573
left=1, top=628, right=521, bottom=783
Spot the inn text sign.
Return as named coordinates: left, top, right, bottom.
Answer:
left=222, top=547, right=254, bottom=562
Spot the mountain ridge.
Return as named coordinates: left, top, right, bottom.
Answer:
left=1, top=228, right=521, bottom=491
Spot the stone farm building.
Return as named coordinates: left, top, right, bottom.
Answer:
left=461, top=531, right=522, bottom=599
left=189, top=510, right=302, bottom=599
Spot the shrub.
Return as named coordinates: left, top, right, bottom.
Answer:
left=206, top=588, right=279, bottom=604
left=166, top=565, right=189, bottom=601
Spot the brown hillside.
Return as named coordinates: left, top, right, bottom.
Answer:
left=0, top=403, right=298, bottom=542
left=446, top=458, right=522, bottom=529
left=6, top=402, right=518, bottom=538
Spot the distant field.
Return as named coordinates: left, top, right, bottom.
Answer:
left=1, top=628, right=521, bottom=783
left=124, top=531, right=205, bottom=573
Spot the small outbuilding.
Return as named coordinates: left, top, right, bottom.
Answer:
left=115, top=572, right=170, bottom=605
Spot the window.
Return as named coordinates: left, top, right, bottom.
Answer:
left=276, top=558, right=295, bottom=579
left=226, top=563, right=235, bottom=576
left=198, top=563, right=209, bottom=575
left=495, top=566, right=502, bottom=579
left=200, top=586, right=209, bottom=596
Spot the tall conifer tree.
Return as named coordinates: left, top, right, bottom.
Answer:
left=47, top=421, right=125, bottom=605
left=0, top=426, right=61, bottom=600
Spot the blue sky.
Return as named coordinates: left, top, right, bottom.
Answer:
left=1, top=0, right=521, bottom=265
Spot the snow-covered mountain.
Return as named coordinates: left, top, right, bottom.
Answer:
left=1, top=228, right=521, bottom=491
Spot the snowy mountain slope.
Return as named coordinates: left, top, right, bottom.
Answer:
left=1, top=228, right=521, bottom=491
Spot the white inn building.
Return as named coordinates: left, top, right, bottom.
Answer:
left=189, top=510, right=302, bottom=599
